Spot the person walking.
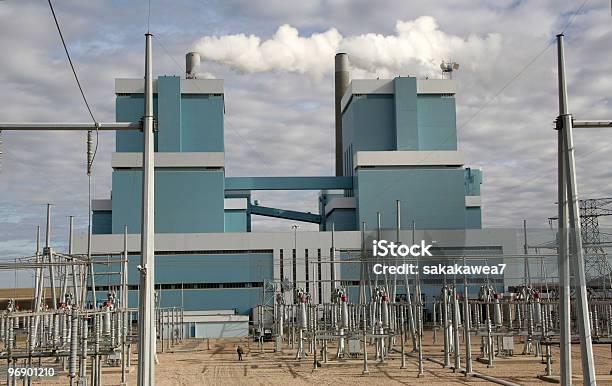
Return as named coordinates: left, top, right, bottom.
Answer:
left=237, top=345, right=244, bottom=361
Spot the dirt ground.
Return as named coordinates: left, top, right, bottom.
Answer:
left=24, top=331, right=612, bottom=385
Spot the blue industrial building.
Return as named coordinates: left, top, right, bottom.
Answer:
left=85, top=54, right=487, bottom=321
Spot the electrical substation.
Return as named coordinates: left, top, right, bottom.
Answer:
left=0, top=9, right=612, bottom=386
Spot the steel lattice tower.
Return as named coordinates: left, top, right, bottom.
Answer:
left=580, top=198, right=612, bottom=293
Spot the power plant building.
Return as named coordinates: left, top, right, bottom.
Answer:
left=77, top=55, right=503, bottom=336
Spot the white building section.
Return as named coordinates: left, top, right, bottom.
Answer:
left=115, top=78, right=224, bottom=94
left=353, top=150, right=464, bottom=168
left=224, top=198, right=248, bottom=210
left=325, top=197, right=357, bottom=216
left=111, top=152, right=225, bottom=168
left=181, top=310, right=249, bottom=339
left=465, top=196, right=482, bottom=207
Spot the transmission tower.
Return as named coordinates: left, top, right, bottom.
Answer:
left=579, top=198, right=612, bottom=293
left=547, top=198, right=612, bottom=295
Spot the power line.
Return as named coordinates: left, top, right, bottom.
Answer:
left=501, top=130, right=612, bottom=194
left=47, top=0, right=99, bottom=173
left=422, top=0, right=590, bottom=164
left=152, top=35, right=183, bottom=72
left=560, top=0, right=590, bottom=34
left=373, top=0, right=593, bottom=202
left=47, top=0, right=96, bottom=124
left=47, top=0, right=100, bottom=231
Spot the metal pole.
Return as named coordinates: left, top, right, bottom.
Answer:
left=399, top=304, right=406, bottom=369
left=392, top=201, right=399, bottom=305
left=45, top=204, right=58, bottom=309
left=88, top=225, right=96, bottom=309
left=556, top=34, right=572, bottom=386
left=80, top=263, right=89, bottom=310
left=69, top=308, right=78, bottom=386
left=32, top=227, right=43, bottom=345
left=330, top=223, right=336, bottom=300
left=558, top=34, right=596, bottom=386
left=376, top=212, right=384, bottom=294
left=121, top=225, right=129, bottom=386
left=0, top=122, right=140, bottom=131
left=137, top=32, right=156, bottom=386
left=452, top=287, right=461, bottom=371
left=79, top=318, right=88, bottom=384
left=523, top=220, right=530, bottom=286
left=442, top=286, right=451, bottom=368
left=61, top=217, right=73, bottom=306
left=69, top=216, right=79, bottom=308
left=572, top=120, right=612, bottom=128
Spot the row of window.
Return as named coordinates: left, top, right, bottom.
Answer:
left=126, top=249, right=272, bottom=256
left=340, top=278, right=503, bottom=286
left=87, top=282, right=264, bottom=292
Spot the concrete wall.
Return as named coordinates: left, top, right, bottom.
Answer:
left=115, top=94, right=159, bottom=152
left=92, top=211, right=112, bottom=234
left=339, top=76, right=480, bottom=232
left=192, top=321, right=248, bottom=338
left=416, top=94, right=457, bottom=150
left=325, top=209, right=356, bottom=231
left=355, top=168, right=466, bottom=230
left=111, top=169, right=224, bottom=234
left=95, top=252, right=272, bottom=314
left=157, top=76, right=182, bottom=152
left=225, top=209, right=247, bottom=232
left=465, top=207, right=482, bottom=229
left=115, top=76, right=224, bottom=153
left=181, top=94, right=224, bottom=152
left=394, top=77, right=418, bottom=150
left=342, top=94, right=396, bottom=161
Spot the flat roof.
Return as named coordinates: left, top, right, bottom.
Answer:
left=341, top=78, right=456, bottom=113
left=115, top=78, right=224, bottom=94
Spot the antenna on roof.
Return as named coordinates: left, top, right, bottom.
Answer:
left=440, top=61, right=459, bottom=79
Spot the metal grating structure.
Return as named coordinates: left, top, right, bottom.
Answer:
left=580, top=198, right=612, bottom=292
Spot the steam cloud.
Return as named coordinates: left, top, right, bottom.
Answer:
left=192, top=16, right=501, bottom=80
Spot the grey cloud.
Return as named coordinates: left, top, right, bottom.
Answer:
left=1, top=0, right=611, bottom=273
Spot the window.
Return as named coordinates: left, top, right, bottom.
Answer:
left=121, top=282, right=264, bottom=291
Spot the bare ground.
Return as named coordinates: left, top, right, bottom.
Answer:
left=23, top=331, right=612, bottom=385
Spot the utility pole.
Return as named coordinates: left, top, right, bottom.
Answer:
left=556, top=34, right=602, bottom=386
left=0, top=32, right=147, bottom=386
left=137, top=32, right=156, bottom=386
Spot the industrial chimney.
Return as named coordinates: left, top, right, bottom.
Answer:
left=186, top=52, right=200, bottom=79
left=334, top=53, right=350, bottom=176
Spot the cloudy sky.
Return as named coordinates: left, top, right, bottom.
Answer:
left=1, top=0, right=611, bottom=274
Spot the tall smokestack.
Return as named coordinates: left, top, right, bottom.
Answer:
left=186, top=52, right=200, bottom=79
left=335, top=53, right=350, bottom=176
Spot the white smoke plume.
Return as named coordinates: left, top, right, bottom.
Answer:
left=192, top=16, right=501, bottom=80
